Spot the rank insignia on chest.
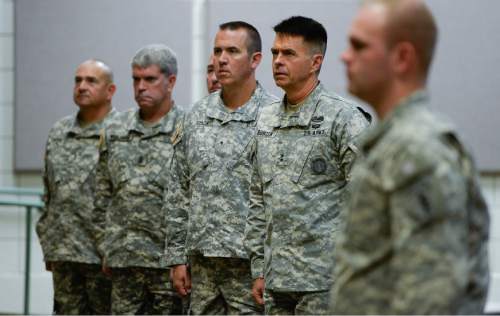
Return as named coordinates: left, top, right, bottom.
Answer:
left=98, top=128, right=105, bottom=149
left=311, top=157, right=327, bottom=174
left=171, top=123, right=182, bottom=145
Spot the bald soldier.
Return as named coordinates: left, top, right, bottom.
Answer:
left=332, top=0, right=490, bottom=314
left=36, top=59, right=118, bottom=314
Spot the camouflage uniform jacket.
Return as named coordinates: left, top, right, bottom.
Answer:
left=245, top=83, right=369, bottom=291
left=94, top=106, right=183, bottom=269
left=164, top=83, right=278, bottom=266
left=36, top=108, right=119, bottom=264
left=332, top=91, right=490, bottom=314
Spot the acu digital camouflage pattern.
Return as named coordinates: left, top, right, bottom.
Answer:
left=111, top=267, right=182, bottom=315
left=52, top=262, right=111, bottom=315
left=37, top=108, right=119, bottom=264
left=245, top=83, right=369, bottom=293
left=264, top=289, right=329, bottom=315
left=94, top=106, right=183, bottom=269
left=165, top=83, right=278, bottom=265
left=188, top=256, right=263, bottom=315
left=331, top=91, right=490, bottom=314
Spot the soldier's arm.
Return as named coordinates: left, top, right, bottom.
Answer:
left=35, top=133, right=52, bottom=270
left=244, top=140, right=266, bottom=281
left=93, top=131, right=113, bottom=259
left=388, top=146, right=471, bottom=314
left=335, top=140, right=471, bottom=314
left=164, top=121, right=192, bottom=296
left=333, top=107, right=370, bottom=232
left=164, top=134, right=190, bottom=267
left=336, top=107, right=369, bottom=183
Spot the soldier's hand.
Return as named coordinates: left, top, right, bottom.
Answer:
left=252, top=277, right=265, bottom=305
left=171, top=264, right=191, bottom=297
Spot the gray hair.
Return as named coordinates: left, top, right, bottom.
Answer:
left=131, top=44, right=178, bottom=76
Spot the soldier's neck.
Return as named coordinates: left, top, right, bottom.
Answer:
left=78, top=103, right=111, bottom=126
left=221, top=78, right=257, bottom=111
left=140, top=100, right=173, bottom=123
left=285, top=77, right=318, bottom=105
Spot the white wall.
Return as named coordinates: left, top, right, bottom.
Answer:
left=483, top=175, right=500, bottom=312
left=0, top=0, right=499, bottom=313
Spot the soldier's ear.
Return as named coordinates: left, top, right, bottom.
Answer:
left=107, top=84, right=116, bottom=100
left=167, top=74, right=177, bottom=93
left=251, top=52, right=262, bottom=70
left=311, top=54, right=323, bottom=74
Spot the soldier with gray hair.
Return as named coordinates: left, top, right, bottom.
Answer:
left=94, top=44, right=183, bottom=314
left=332, top=0, right=490, bottom=314
left=36, top=59, right=118, bottom=314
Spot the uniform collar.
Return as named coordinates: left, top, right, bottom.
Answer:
left=129, top=104, right=179, bottom=136
left=360, top=90, right=429, bottom=153
left=272, top=82, right=325, bottom=128
left=206, top=81, right=264, bottom=124
left=67, top=107, right=117, bottom=137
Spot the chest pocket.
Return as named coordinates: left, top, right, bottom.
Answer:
left=108, top=134, right=137, bottom=187
left=295, top=135, right=343, bottom=189
left=48, top=137, right=100, bottom=199
left=188, top=121, right=255, bottom=179
left=108, top=134, right=174, bottom=190
left=145, top=137, right=175, bottom=189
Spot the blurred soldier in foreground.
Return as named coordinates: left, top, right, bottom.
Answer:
left=245, top=16, right=369, bottom=315
left=206, top=54, right=221, bottom=93
left=36, top=59, right=117, bottom=314
left=332, top=0, right=490, bottom=314
left=94, top=44, right=183, bottom=315
left=166, top=21, right=276, bottom=314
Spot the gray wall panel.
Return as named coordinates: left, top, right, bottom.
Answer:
left=206, top=0, right=500, bottom=171
left=428, top=0, right=500, bottom=171
left=15, top=0, right=500, bottom=171
left=15, top=0, right=192, bottom=170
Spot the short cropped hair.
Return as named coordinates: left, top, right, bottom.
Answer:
left=131, top=44, right=178, bottom=76
left=273, top=16, right=327, bottom=55
left=363, top=0, right=438, bottom=76
left=219, top=21, right=262, bottom=55
left=82, top=59, right=114, bottom=83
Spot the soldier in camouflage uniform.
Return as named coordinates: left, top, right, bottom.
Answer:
left=332, top=0, right=490, bottom=314
left=36, top=59, right=117, bottom=314
left=166, top=21, right=276, bottom=315
left=244, top=16, right=369, bottom=315
left=206, top=54, right=221, bottom=94
left=94, top=44, right=183, bottom=315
